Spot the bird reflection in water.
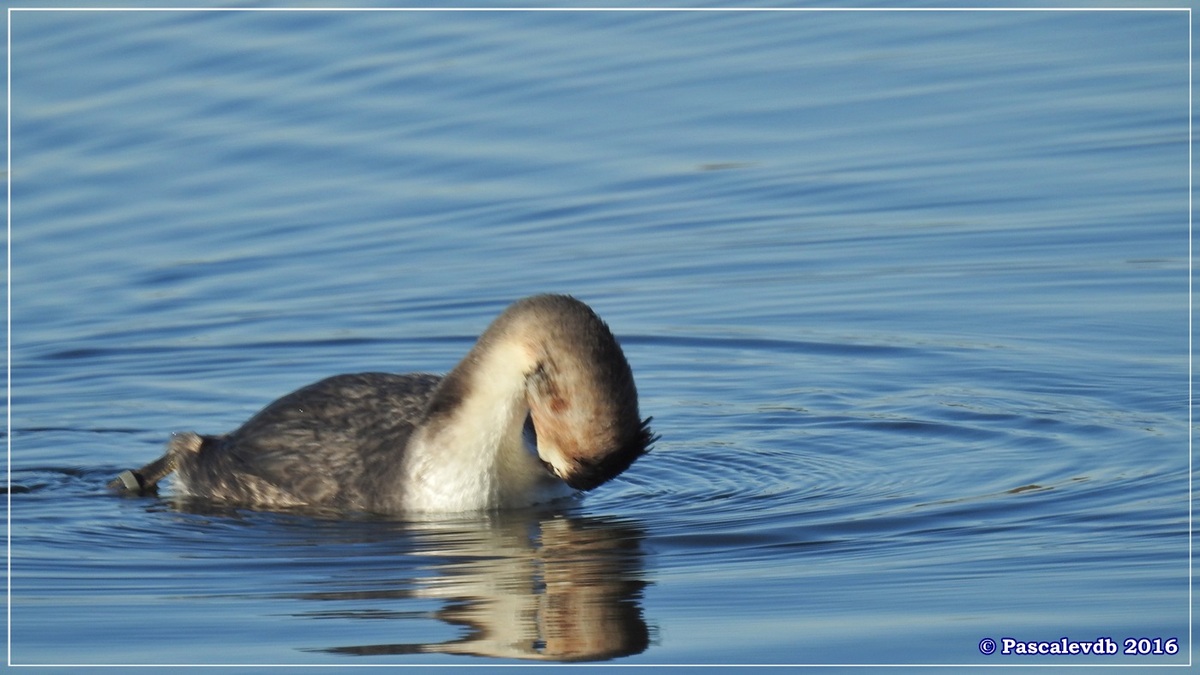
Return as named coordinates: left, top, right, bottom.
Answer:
left=299, top=511, right=651, bottom=662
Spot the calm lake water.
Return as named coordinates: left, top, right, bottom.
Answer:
left=7, top=6, right=1191, bottom=669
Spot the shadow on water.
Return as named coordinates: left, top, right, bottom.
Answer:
left=299, top=513, right=652, bottom=661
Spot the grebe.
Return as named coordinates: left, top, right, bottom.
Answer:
left=109, top=294, right=655, bottom=514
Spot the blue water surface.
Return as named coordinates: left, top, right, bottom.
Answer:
left=7, top=6, right=1191, bottom=668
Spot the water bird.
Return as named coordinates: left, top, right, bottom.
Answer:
left=109, top=294, right=655, bottom=514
